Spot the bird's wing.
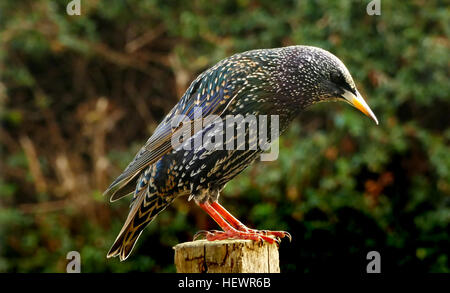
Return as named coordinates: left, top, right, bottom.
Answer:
left=104, top=56, right=260, bottom=201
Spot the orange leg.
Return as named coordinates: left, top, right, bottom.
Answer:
left=210, top=201, right=291, bottom=241
left=196, top=201, right=291, bottom=243
left=197, top=201, right=278, bottom=243
left=209, top=201, right=247, bottom=230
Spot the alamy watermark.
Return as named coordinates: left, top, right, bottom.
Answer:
left=170, top=107, right=280, bottom=161
left=66, top=0, right=81, bottom=16
left=366, top=250, right=381, bottom=273
left=66, top=251, right=81, bottom=273
left=366, top=0, right=381, bottom=16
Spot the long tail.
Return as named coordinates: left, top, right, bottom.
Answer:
left=107, top=188, right=173, bottom=261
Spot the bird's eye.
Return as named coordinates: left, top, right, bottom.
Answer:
left=330, top=72, right=345, bottom=86
left=330, top=72, right=353, bottom=93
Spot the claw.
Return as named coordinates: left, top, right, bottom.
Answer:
left=258, top=234, right=276, bottom=244
left=284, top=232, right=292, bottom=242
left=193, top=230, right=209, bottom=241
left=275, top=237, right=281, bottom=245
left=262, top=230, right=291, bottom=242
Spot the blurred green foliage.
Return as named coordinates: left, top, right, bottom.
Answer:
left=0, top=0, right=449, bottom=273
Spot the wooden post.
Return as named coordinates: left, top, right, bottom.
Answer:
left=173, top=239, right=280, bottom=273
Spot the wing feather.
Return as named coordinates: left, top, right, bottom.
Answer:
left=104, top=55, right=261, bottom=201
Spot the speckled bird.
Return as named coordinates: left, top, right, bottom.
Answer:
left=105, top=45, right=378, bottom=261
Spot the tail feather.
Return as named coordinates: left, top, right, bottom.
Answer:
left=107, top=226, right=144, bottom=261
left=107, top=189, right=173, bottom=261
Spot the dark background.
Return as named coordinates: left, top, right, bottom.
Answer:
left=1, top=0, right=449, bottom=273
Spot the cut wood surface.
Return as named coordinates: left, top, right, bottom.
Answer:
left=173, top=239, right=280, bottom=273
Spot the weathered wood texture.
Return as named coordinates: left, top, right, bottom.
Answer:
left=173, top=239, right=280, bottom=273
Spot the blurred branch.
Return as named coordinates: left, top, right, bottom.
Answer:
left=125, top=24, right=166, bottom=53
left=19, top=199, right=69, bottom=214
left=19, top=136, right=47, bottom=194
left=54, top=153, right=76, bottom=195
left=82, top=97, right=124, bottom=189
left=169, top=52, right=192, bottom=99
left=76, top=38, right=171, bottom=72
left=80, top=39, right=150, bottom=72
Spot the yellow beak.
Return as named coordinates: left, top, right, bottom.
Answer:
left=341, top=89, right=379, bottom=125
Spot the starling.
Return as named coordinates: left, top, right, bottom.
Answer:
left=105, top=45, right=378, bottom=261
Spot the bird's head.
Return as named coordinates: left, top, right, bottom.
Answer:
left=279, top=46, right=378, bottom=125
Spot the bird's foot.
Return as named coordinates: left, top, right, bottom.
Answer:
left=243, top=229, right=292, bottom=242
left=193, top=229, right=291, bottom=244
